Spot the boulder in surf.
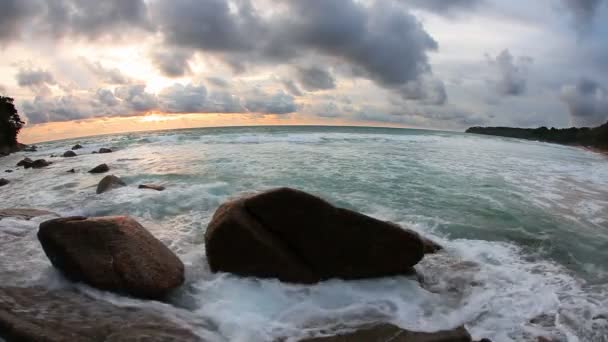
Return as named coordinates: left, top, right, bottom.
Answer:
left=38, top=216, right=185, bottom=299
left=205, top=187, right=425, bottom=283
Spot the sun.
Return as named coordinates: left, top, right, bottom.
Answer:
left=139, top=114, right=175, bottom=123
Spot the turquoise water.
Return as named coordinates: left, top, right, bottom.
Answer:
left=1, top=126, right=607, bottom=341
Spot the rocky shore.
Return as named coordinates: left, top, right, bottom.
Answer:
left=0, top=141, right=566, bottom=341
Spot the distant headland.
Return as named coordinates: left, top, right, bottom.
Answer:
left=466, top=121, right=608, bottom=153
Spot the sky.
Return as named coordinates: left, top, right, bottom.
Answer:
left=1, top=0, right=607, bottom=142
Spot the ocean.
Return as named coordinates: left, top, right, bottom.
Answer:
left=1, top=126, right=607, bottom=341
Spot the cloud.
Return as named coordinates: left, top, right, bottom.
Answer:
left=400, top=77, right=447, bottom=105
left=0, top=0, right=151, bottom=42
left=206, top=77, right=230, bottom=88
left=487, top=49, right=533, bottom=96
left=152, top=0, right=440, bottom=95
left=15, top=68, right=57, bottom=95
left=80, top=59, right=132, bottom=85
left=560, top=78, right=608, bottom=126
left=296, top=66, right=335, bottom=91
left=562, top=0, right=604, bottom=33
left=151, top=48, right=194, bottom=78
left=0, top=0, right=36, bottom=42
left=282, top=79, right=303, bottom=97
left=21, top=82, right=297, bottom=124
left=243, top=90, right=296, bottom=114
left=399, top=0, right=483, bottom=16
left=159, top=83, right=207, bottom=113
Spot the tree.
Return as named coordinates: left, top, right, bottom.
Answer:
left=0, top=96, right=25, bottom=147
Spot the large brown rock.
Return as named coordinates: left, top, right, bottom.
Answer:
left=299, top=323, right=472, bottom=342
left=0, top=286, right=202, bottom=342
left=63, top=151, right=77, bottom=158
left=38, top=216, right=185, bottom=299
left=205, top=188, right=425, bottom=283
left=96, top=175, right=126, bottom=194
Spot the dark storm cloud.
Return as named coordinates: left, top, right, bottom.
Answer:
left=0, top=0, right=151, bottom=41
left=400, top=78, right=447, bottom=105
left=16, top=68, right=57, bottom=95
left=400, top=0, right=483, bottom=15
left=0, top=0, right=36, bottom=42
left=81, top=59, right=132, bottom=85
left=487, top=49, right=533, bottom=96
left=282, top=80, right=303, bottom=97
left=159, top=83, right=207, bottom=113
left=560, top=78, right=608, bottom=126
left=151, top=0, right=258, bottom=52
left=151, top=49, right=194, bottom=78
left=296, top=66, right=336, bottom=91
left=243, top=91, right=296, bottom=114
left=152, top=0, right=439, bottom=92
left=16, top=68, right=55, bottom=87
left=562, top=0, right=605, bottom=32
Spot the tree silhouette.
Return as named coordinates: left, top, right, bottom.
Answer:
left=0, top=96, right=25, bottom=147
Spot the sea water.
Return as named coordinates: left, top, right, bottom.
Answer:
left=0, top=126, right=607, bottom=341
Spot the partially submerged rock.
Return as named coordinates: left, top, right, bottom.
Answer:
left=299, top=323, right=473, bottom=342
left=16, top=157, right=33, bottom=168
left=67, top=168, right=76, bottom=173
left=139, top=184, right=165, bottom=191
left=31, top=159, right=51, bottom=169
left=205, top=187, right=425, bottom=283
left=23, top=145, right=37, bottom=152
left=4, top=170, right=12, bottom=173
left=0, top=209, right=56, bottom=220
left=71, top=144, right=83, bottom=150
left=0, top=286, right=201, bottom=342
left=63, top=151, right=77, bottom=158
left=88, top=163, right=109, bottom=174
left=96, top=175, right=126, bottom=194
left=38, top=216, right=185, bottom=299
left=98, top=148, right=112, bottom=154
left=0, top=179, right=9, bottom=187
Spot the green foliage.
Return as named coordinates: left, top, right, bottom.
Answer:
left=466, top=121, right=608, bottom=151
left=0, top=96, right=25, bottom=147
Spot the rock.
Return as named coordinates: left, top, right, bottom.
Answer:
left=4, top=170, right=12, bottom=173
left=386, top=222, right=443, bottom=254
left=38, top=216, right=185, bottom=299
left=16, top=157, right=33, bottom=168
left=0, top=286, right=202, bottom=342
left=421, top=236, right=443, bottom=254
left=63, top=151, right=77, bottom=158
left=23, top=145, right=37, bottom=152
left=0, top=208, right=57, bottom=220
left=0, top=179, right=9, bottom=187
left=31, top=159, right=51, bottom=169
left=96, top=175, right=126, bottom=194
left=98, top=148, right=113, bottom=154
left=139, top=184, right=165, bottom=191
left=88, top=163, right=109, bottom=174
left=71, top=144, right=83, bottom=150
left=67, top=168, right=76, bottom=173
left=205, top=188, right=425, bottom=283
left=299, top=323, right=472, bottom=342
